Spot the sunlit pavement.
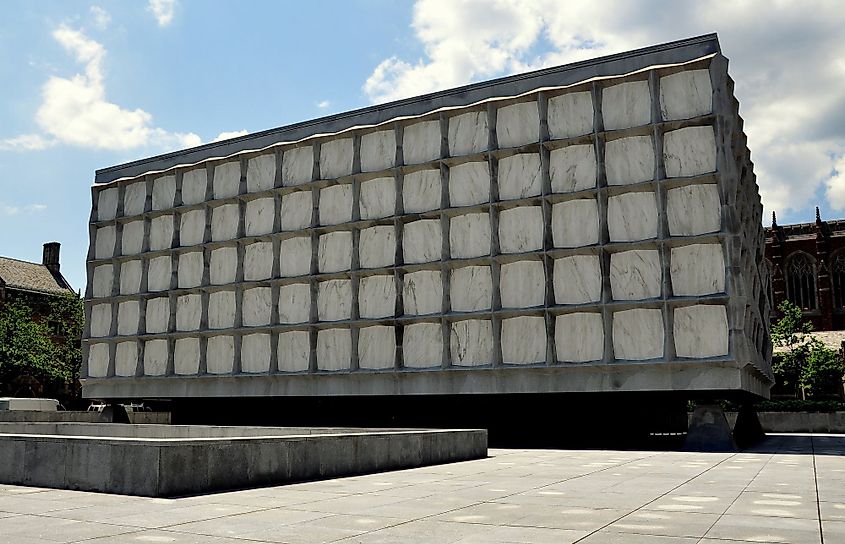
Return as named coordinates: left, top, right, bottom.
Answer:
left=1, top=434, right=843, bottom=543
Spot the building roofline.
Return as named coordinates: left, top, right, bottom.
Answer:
left=94, top=33, right=720, bottom=184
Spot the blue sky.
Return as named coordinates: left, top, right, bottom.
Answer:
left=2, top=0, right=844, bottom=292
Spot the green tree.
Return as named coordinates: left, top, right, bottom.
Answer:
left=771, top=300, right=845, bottom=399
left=0, top=292, right=83, bottom=402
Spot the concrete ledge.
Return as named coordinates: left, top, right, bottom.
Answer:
left=724, top=411, right=845, bottom=434
left=0, top=411, right=170, bottom=425
left=0, top=424, right=487, bottom=497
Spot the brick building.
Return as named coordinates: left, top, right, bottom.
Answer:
left=0, top=242, right=74, bottom=309
left=766, top=209, right=845, bottom=331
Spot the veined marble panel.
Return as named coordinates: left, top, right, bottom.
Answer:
left=450, top=319, right=493, bottom=367
left=663, top=126, right=716, bottom=178
left=210, top=246, right=237, bottom=285
left=150, top=215, right=174, bottom=251
left=319, top=184, right=353, bottom=226
left=554, top=255, right=601, bottom=305
left=181, top=168, right=208, bottom=205
left=612, top=308, right=664, bottom=360
left=359, top=225, right=396, bottom=269
left=92, top=264, right=113, bottom=298
left=403, top=220, right=442, bottom=264
left=320, top=138, right=354, bottom=179
left=280, top=236, right=312, bottom=277
left=206, top=336, right=234, bottom=374
left=117, top=301, right=139, bottom=337
left=316, top=328, right=352, bottom=371
left=361, top=130, right=396, bottom=172
left=607, top=192, right=658, bottom=242
left=245, top=197, right=274, bottom=236
left=500, top=260, right=545, bottom=309
left=278, top=331, right=310, bottom=372
left=403, top=169, right=441, bottom=213
left=318, top=231, right=352, bottom=273
left=674, top=304, right=728, bottom=358
left=550, top=144, right=596, bottom=193
left=278, top=283, right=311, bottom=324
left=280, top=191, right=313, bottom=231
left=208, top=290, right=236, bottom=329
left=95, top=226, right=116, bottom=259
left=143, top=339, right=168, bottom=376
left=243, top=241, right=273, bottom=281
left=179, top=209, right=206, bottom=247
left=450, top=266, right=492, bottom=312
left=89, top=303, right=112, bottom=337
left=177, top=251, right=203, bottom=289
left=660, top=69, right=712, bottom=121
left=551, top=199, right=600, bottom=248
left=498, top=206, right=544, bottom=254
left=147, top=256, right=172, bottom=292
left=449, top=162, right=490, bottom=207
left=174, top=338, right=200, bottom=375
left=213, top=162, right=240, bottom=199
left=403, top=270, right=442, bottom=315
left=358, top=326, right=396, bottom=369
left=145, top=297, right=170, bottom=334
left=605, top=135, right=654, bottom=186
left=87, top=343, right=109, bottom=377
left=403, top=323, right=443, bottom=368
left=124, top=182, right=146, bottom=217
left=359, top=274, right=396, bottom=319
left=282, top=146, right=314, bottom=186
left=449, top=213, right=491, bottom=258
left=670, top=243, right=725, bottom=296
left=584, top=329, right=623, bottom=376
left=121, top=221, right=144, bottom=255
left=548, top=91, right=594, bottom=139
left=403, top=120, right=441, bottom=165
left=496, top=101, right=539, bottom=148
left=501, top=316, right=546, bottom=364
left=449, top=111, right=488, bottom=156
left=667, top=184, right=721, bottom=236
left=211, top=204, right=239, bottom=241
left=119, top=260, right=142, bottom=295
left=176, top=294, right=201, bottom=331
left=115, top=341, right=138, bottom=376
left=241, top=333, right=271, bottom=373
left=97, top=187, right=118, bottom=221
left=610, top=249, right=662, bottom=300
left=152, top=175, right=175, bottom=211
left=247, top=154, right=276, bottom=193
left=602, top=80, right=651, bottom=130
left=318, top=279, right=352, bottom=321
left=242, top=287, right=272, bottom=327
left=360, top=177, right=396, bottom=220
left=498, top=153, right=542, bottom=200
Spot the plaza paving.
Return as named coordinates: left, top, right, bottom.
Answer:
left=1, top=434, right=844, bottom=543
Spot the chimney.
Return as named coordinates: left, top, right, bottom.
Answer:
left=43, top=242, right=61, bottom=274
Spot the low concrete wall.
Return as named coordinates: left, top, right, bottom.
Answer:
left=0, top=424, right=487, bottom=497
left=692, top=411, right=845, bottom=433
left=0, top=411, right=171, bottom=425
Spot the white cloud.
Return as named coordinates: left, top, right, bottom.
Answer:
left=148, top=0, right=176, bottom=27
left=317, top=100, right=331, bottom=109
left=90, top=5, right=111, bottom=30
left=24, top=26, right=200, bottom=151
left=364, top=0, right=845, bottom=219
left=212, top=130, right=249, bottom=142
left=0, top=134, right=56, bottom=151
left=1, top=202, right=47, bottom=216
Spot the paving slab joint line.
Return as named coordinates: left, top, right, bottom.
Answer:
left=328, top=451, right=665, bottom=543
left=812, top=434, right=825, bottom=544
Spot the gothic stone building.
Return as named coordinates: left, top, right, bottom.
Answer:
left=766, top=210, right=845, bottom=331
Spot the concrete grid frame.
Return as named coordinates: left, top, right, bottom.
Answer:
left=81, top=34, right=773, bottom=400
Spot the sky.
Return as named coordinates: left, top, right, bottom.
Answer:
left=1, top=0, right=844, bottom=293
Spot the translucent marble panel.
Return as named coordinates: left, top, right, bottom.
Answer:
left=449, top=111, right=488, bottom=156
left=242, top=287, right=272, bottom=327
left=174, top=338, right=200, bottom=375
left=500, top=260, right=545, bottom=309
left=670, top=243, right=725, bottom=296
left=208, top=290, right=236, bottom=329
left=607, top=192, right=658, bottom=242
left=448, top=162, right=489, bottom=207
left=403, top=169, right=441, bottom=213
left=602, top=80, right=651, bottom=130
left=245, top=197, right=274, bottom=236
left=361, top=130, right=396, bottom=172
left=605, top=135, right=655, bottom=185
left=211, top=204, right=239, bottom=241
left=551, top=199, right=599, bottom=248
left=176, top=294, right=201, bottom=331
left=403, top=120, right=441, bottom=164
left=496, top=101, right=539, bottom=148
left=206, top=336, right=234, bottom=374
left=612, top=308, right=664, bottom=360
left=318, top=231, right=352, bottom=273
left=498, top=206, right=544, bottom=254
left=318, top=279, right=352, bottom=321
left=278, top=331, right=310, bottom=372
left=449, top=213, right=490, bottom=259
left=147, top=256, right=172, bottom=292
left=97, top=187, right=118, bottom=220
left=403, top=220, right=442, bottom=264
left=177, top=251, right=203, bottom=288
left=280, top=191, right=313, bottom=231
left=450, top=319, right=493, bottom=367
left=319, top=184, right=353, bottom=226
left=360, top=177, right=396, bottom=219
left=247, top=154, right=276, bottom=193
left=145, top=297, right=170, bottom=334
left=115, top=341, right=138, bottom=376
left=280, top=236, right=312, bottom=277
left=241, top=333, right=271, bottom=373
left=674, top=304, right=728, bottom=358
left=278, top=283, right=311, bottom=324
left=89, top=303, right=112, bottom=337
left=610, top=249, right=662, bottom=301
left=316, top=328, right=352, bottom=371
left=181, top=168, right=208, bottom=205
left=244, top=241, right=273, bottom=281
left=92, top=264, right=113, bottom=298
left=124, top=182, right=146, bottom=216
left=667, top=184, right=721, bottom=236
left=152, top=175, right=176, bottom=210
left=501, top=316, right=546, bottom=364
left=359, top=226, right=396, bottom=269
left=143, top=339, right=168, bottom=376
left=95, top=226, right=116, bottom=259
left=87, top=343, right=109, bottom=377
left=660, top=69, right=712, bottom=121
left=403, top=323, right=443, bottom=368
left=359, top=274, right=396, bottom=319
left=554, top=255, right=602, bottom=305
left=358, top=326, right=396, bottom=369
left=213, top=162, right=240, bottom=199
left=403, top=270, right=442, bottom=315
left=555, top=313, right=604, bottom=362
left=149, top=215, right=174, bottom=251
left=282, top=146, right=314, bottom=186
left=121, top=221, right=144, bottom=255
left=548, top=91, right=594, bottom=139
left=497, top=153, right=542, bottom=200
left=179, top=209, right=205, bottom=246
left=663, top=126, right=716, bottom=178
left=550, top=144, right=596, bottom=193
left=210, top=246, right=237, bottom=285
left=119, top=260, right=142, bottom=295
left=320, top=138, right=354, bottom=179
left=450, top=266, right=492, bottom=312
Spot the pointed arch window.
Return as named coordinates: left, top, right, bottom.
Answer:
left=832, top=252, right=845, bottom=309
left=786, top=253, right=817, bottom=311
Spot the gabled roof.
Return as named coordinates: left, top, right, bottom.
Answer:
left=0, top=256, right=73, bottom=295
